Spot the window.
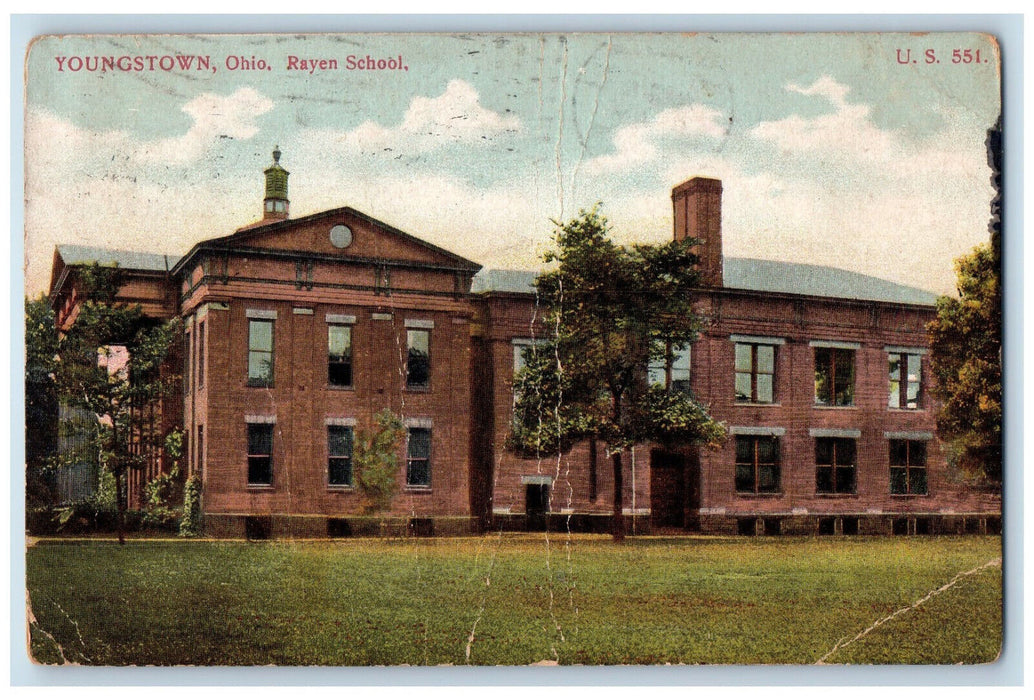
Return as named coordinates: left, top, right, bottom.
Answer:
left=890, top=440, right=928, bottom=495
left=248, top=319, right=274, bottom=386
left=735, top=343, right=775, bottom=403
left=648, top=345, right=691, bottom=392
left=183, top=330, right=192, bottom=394
left=327, top=426, right=354, bottom=486
left=406, top=428, right=431, bottom=487
left=888, top=352, right=922, bottom=409
left=328, top=325, right=353, bottom=387
left=816, top=437, right=857, bottom=494
left=814, top=347, right=855, bottom=406
left=734, top=435, right=780, bottom=494
left=197, top=425, right=204, bottom=476
left=513, top=339, right=544, bottom=374
left=407, top=329, right=430, bottom=388
left=197, top=320, right=206, bottom=387
left=247, top=423, right=273, bottom=486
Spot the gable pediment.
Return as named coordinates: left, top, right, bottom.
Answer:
left=208, top=208, right=480, bottom=272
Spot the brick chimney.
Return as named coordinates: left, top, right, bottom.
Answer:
left=671, top=176, right=722, bottom=287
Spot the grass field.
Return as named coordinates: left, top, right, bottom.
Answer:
left=26, top=534, right=1002, bottom=666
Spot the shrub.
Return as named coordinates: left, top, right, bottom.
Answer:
left=179, top=475, right=203, bottom=537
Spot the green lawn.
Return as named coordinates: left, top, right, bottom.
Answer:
left=25, top=534, right=1001, bottom=666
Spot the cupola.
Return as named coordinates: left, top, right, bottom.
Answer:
left=262, top=145, right=290, bottom=221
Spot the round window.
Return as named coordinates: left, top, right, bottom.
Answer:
left=329, top=224, right=353, bottom=249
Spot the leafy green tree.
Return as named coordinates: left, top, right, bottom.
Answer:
left=354, top=409, right=406, bottom=519
left=927, top=118, right=1002, bottom=485
left=51, top=264, right=182, bottom=543
left=510, top=207, right=726, bottom=540
left=25, top=296, right=59, bottom=507
left=928, top=243, right=1001, bottom=483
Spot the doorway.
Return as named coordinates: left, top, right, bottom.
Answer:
left=650, top=449, right=701, bottom=530
left=526, top=483, right=550, bottom=531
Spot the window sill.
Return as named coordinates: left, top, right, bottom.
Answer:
left=405, top=386, right=431, bottom=393
left=887, top=407, right=925, bottom=413
left=734, top=402, right=781, bottom=407
left=325, top=385, right=355, bottom=392
left=246, top=382, right=275, bottom=389
left=814, top=493, right=859, bottom=499
left=247, top=484, right=274, bottom=491
left=890, top=493, right=930, bottom=498
left=327, top=485, right=355, bottom=492
left=735, top=492, right=783, bottom=498
left=812, top=404, right=858, bottom=410
left=404, top=486, right=432, bottom=493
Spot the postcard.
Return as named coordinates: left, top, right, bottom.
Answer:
left=23, top=31, right=1003, bottom=668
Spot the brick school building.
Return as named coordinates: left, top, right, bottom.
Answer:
left=47, top=150, right=1001, bottom=537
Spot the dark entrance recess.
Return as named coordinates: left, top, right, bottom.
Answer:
left=526, top=483, right=549, bottom=531
left=650, top=450, right=700, bottom=530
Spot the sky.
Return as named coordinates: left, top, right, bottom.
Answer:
left=23, top=32, right=1001, bottom=297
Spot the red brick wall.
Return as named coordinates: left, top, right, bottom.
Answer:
left=693, top=291, right=1000, bottom=522
left=474, top=295, right=652, bottom=523
left=189, top=267, right=475, bottom=523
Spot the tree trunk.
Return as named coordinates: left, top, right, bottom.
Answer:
left=115, top=468, right=126, bottom=546
left=609, top=395, right=626, bottom=542
left=588, top=436, right=598, bottom=502
left=611, top=449, right=625, bottom=542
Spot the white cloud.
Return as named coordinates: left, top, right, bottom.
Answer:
left=583, top=105, right=727, bottom=174
left=137, top=88, right=274, bottom=163
left=402, top=80, right=521, bottom=138
left=24, top=96, right=277, bottom=294
left=750, top=76, right=897, bottom=160
left=309, top=80, right=521, bottom=154
left=25, top=88, right=274, bottom=175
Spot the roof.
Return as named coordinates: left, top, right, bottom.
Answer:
left=56, top=244, right=180, bottom=272
left=470, top=268, right=539, bottom=294
left=472, top=258, right=938, bottom=306
left=724, top=258, right=938, bottom=306
left=54, top=244, right=938, bottom=307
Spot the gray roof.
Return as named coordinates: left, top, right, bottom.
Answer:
left=724, top=257, right=937, bottom=306
left=57, top=245, right=181, bottom=272
left=473, top=257, right=938, bottom=306
left=470, top=268, right=539, bottom=294
left=56, top=243, right=937, bottom=307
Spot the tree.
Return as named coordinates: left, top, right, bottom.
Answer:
left=927, top=243, right=1001, bottom=483
left=353, top=409, right=405, bottom=522
left=509, top=207, right=726, bottom=540
left=927, top=117, right=1002, bottom=485
left=25, top=295, right=59, bottom=507
left=51, top=264, right=182, bottom=543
